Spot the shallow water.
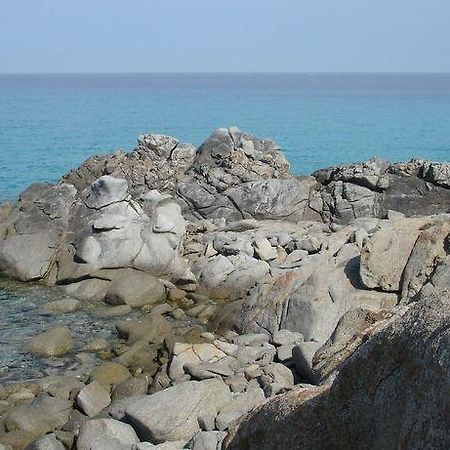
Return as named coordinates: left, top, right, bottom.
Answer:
left=0, top=278, right=124, bottom=383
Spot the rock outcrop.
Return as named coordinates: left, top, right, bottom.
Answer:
left=0, top=127, right=449, bottom=450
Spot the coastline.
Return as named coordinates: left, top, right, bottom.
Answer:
left=0, top=127, right=449, bottom=449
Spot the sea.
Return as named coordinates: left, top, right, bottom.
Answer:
left=0, top=73, right=450, bottom=381
left=1, top=73, right=450, bottom=201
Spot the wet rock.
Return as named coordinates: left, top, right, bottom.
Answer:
left=28, top=326, right=74, bottom=357
left=41, top=298, right=80, bottom=315
left=82, top=338, right=111, bottom=353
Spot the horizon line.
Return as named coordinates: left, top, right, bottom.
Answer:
left=1, top=70, right=450, bottom=76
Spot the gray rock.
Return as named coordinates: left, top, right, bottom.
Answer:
left=28, top=326, right=74, bottom=357
left=124, top=379, right=231, bottom=443
left=223, top=259, right=450, bottom=450
left=76, top=418, right=139, bottom=450
left=85, top=175, right=128, bottom=209
left=215, top=388, right=266, bottom=431
left=4, top=394, right=72, bottom=436
left=41, top=298, right=80, bottom=315
left=25, top=434, right=65, bottom=450
left=105, top=273, right=166, bottom=308
left=189, top=431, right=227, bottom=450
left=359, top=217, right=427, bottom=291
left=76, top=381, right=111, bottom=417
left=271, top=330, right=304, bottom=346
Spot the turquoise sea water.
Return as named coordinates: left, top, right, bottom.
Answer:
left=1, top=73, right=450, bottom=201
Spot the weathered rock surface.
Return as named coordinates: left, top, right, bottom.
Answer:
left=223, top=258, right=450, bottom=449
left=4, top=394, right=72, bottom=436
left=76, top=418, right=139, bottom=450
left=124, top=379, right=231, bottom=443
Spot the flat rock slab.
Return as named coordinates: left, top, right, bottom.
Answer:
left=124, top=378, right=231, bottom=443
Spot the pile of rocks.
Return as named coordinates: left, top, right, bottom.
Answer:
left=0, top=127, right=449, bottom=450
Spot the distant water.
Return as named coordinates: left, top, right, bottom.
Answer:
left=1, top=73, right=450, bottom=200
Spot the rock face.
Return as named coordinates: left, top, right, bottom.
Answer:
left=223, top=257, right=450, bottom=450
left=313, top=158, right=450, bottom=224
left=124, top=379, right=231, bottom=443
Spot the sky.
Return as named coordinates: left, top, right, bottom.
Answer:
left=0, top=0, right=449, bottom=73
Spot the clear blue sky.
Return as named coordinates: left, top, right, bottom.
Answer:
left=0, top=0, right=449, bottom=73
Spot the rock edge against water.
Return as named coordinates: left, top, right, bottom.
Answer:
left=0, top=127, right=449, bottom=450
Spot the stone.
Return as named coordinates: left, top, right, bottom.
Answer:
left=0, top=430, right=37, bottom=450
left=82, top=338, right=111, bottom=353
left=215, top=388, right=266, bottom=431
left=271, top=330, right=304, bottom=346
left=85, top=175, right=128, bottom=209
left=223, top=384, right=331, bottom=450
left=189, top=431, right=227, bottom=450
left=76, top=382, right=111, bottom=417
left=4, top=394, right=72, bottom=436
left=223, top=259, right=450, bottom=449
left=124, top=378, right=231, bottom=443
left=25, top=434, right=65, bottom=450
left=89, top=363, right=131, bottom=388
left=112, top=376, right=149, bottom=400
left=105, top=273, right=166, bottom=308
left=359, top=218, right=427, bottom=291
left=41, top=298, right=80, bottom=315
left=45, top=377, right=84, bottom=400
left=76, top=419, right=139, bottom=450
left=116, top=314, right=172, bottom=345
left=28, top=326, right=73, bottom=357
left=253, top=238, right=277, bottom=261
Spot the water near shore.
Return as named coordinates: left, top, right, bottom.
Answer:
left=0, top=277, right=123, bottom=382
left=1, top=73, right=450, bottom=200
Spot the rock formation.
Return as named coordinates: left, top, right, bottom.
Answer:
left=0, top=127, right=449, bottom=450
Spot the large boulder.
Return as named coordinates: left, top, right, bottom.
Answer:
left=176, top=127, right=317, bottom=222
left=63, top=134, right=196, bottom=196
left=124, top=378, right=231, bottom=443
left=0, top=183, right=76, bottom=281
left=223, top=257, right=450, bottom=450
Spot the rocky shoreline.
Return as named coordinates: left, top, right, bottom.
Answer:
left=0, top=127, right=449, bottom=450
